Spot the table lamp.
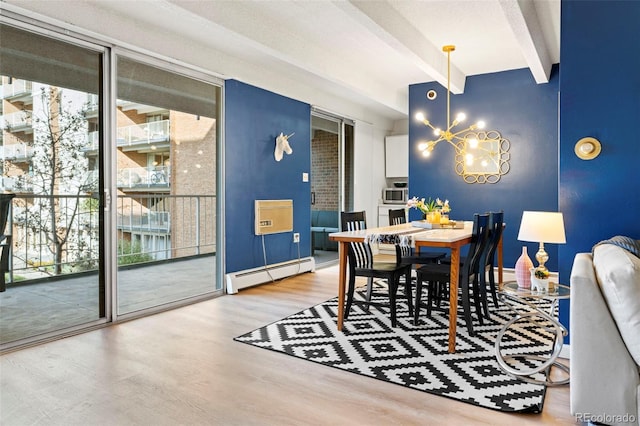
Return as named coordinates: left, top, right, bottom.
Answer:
left=517, top=211, right=566, bottom=272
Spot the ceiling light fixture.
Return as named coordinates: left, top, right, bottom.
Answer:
left=415, top=45, right=510, bottom=184
left=416, top=45, right=486, bottom=158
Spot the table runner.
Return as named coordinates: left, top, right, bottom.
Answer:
left=366, top=228, right=429, bottom=247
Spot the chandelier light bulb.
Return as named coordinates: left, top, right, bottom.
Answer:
left=422, top=150, right=431, bottom=157
left=465, top=153, right=474, bottom=165
left=468, top=138, right=478, bottom=148
left=481, top=159, right=488, bottom=167
left=477, top=120, right=486, bottom=129
left=415, top=112, right=425, bottom=121
left=418, top=142, right=427, bottom=151
left=456, top=112, right=466, bottom=122
left=434, top=128, right=441, bottom=136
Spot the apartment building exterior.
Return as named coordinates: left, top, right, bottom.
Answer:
left=0, top=76, right=216, bottom=282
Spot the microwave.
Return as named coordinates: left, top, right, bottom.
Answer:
left=382, top=187, right=408, bottom=204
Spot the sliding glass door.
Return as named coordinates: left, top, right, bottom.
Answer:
left=0, top=21, right=223, bottom=351
left=0, top=24, right=106, bottom=348
left=115, top=56, right=221, bottom=316
left=310, top=110, right=354, bottom=266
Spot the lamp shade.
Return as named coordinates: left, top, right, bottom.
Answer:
left=517, top=211, right=566, bottom=244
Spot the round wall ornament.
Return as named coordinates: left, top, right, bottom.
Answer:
left=574, top=137, right=601, bottom=160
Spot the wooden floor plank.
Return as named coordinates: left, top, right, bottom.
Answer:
left=0, top=265, right=578, bottom=425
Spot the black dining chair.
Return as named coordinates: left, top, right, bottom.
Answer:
left=478, top=211, right=505, bottom=315
left=0, top=192, right=15, bottom=292
left=439, top=210, right=505, bottom=319
left=413, top=213, right=491, bottom=336
left=341, top=211, right=413, bottom=327
left=388, top=208, right=446, bottom=265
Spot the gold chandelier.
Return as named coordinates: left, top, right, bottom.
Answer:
left=415, top=45, right=510, bottom=184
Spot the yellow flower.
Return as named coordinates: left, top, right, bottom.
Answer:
left=407, top=196, right=451, bottom=214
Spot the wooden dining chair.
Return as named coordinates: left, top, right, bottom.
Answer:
left=413, top=213, right=491, bottom=336
left=341, top=211, right=413, bottom=327
left=388, top=208, right=446, bottom=265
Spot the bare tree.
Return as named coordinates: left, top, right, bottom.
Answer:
left=19, top=86, right=97, bottom=275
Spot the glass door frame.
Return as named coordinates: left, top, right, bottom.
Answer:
left=0, top=16, right=112, bottom=351
left=0, top=11, right=225, bottom=351
left=311, top=108, right=354, bottom=215
left=110, top=47, right=225, bottom=322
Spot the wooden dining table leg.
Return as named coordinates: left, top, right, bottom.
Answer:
left=448, top=246, right=460, bottom=353
left=337, top=240, right=348, bottom=331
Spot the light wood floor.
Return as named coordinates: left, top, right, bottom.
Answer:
left=0, top=265, right=579, bottom=425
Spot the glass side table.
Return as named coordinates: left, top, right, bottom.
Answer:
left=495, top=281, right=570, bottom=386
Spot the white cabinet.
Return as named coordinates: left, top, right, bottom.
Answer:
left=385, top=135, right=409, bottom=178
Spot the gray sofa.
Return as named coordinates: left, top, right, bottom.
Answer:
left=570, top=241, right=640, bottom=426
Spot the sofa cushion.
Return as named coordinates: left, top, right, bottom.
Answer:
left=593, top=243, right=640, bottom=366
left=317, top=211, right=338, bottom=229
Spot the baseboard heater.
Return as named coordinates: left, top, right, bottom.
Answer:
left=225, top=257, right=316, bottom=294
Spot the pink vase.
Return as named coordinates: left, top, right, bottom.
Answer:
left=515, top=246, right=533, bottom=288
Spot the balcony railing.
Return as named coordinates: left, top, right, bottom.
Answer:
left=85, top=94, right=99, bottom=116
left=117, top=210, right=170, bottom=233
left=0, top=175, right=34, bottom=193
left=84, top=131, right=99, bottom=152
left=117, top=120, right=170, bottom=147
left=0, top=143, right=34, bottom=161
left=3, top=193, right=216, bottom=286
left=1, top=80, right=33, bottom=99
left=117, top=166, right=170, bottom=189
left=2, top=111, right=33, bottom=132
left=83, top=120, right=170, bottom=153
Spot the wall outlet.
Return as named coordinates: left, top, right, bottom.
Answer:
left=293, top=232, right=300, bottom=243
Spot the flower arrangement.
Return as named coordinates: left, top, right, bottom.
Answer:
left=406, top=196, right=451, bottom=214
left=534, top=268, right=550, bottom=279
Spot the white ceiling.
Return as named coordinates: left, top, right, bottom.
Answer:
left=10, top=0, right=561, bottom=122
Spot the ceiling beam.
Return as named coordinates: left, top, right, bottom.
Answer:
left=337, top=0, right=466, bottom=94
left=498, top=0, right=552, bottom=83
left=167, top=0, right=409, bottom=114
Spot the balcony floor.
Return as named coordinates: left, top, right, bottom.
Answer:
left=0, top=255, right=217, bottom=346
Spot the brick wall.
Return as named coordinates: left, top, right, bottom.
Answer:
left=311, top=129, right=338, bottom=211
left=170, top=111, right=217, bottom=256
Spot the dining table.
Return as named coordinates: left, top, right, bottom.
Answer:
left=328, top=221, right=503, bottom=353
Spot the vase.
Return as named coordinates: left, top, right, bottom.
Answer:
left=426, top=209, right=441, bottom=224
left=515, top=246, right=533, bottom=288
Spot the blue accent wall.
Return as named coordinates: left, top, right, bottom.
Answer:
left=224, top=80, right=311, bottom=273
left=558, top=1, right=640, bottom=340
left=409, top=1, right=640, bottom=343
left=221, top=1, right=640, bottom=343
left=409, top=66, right=561, bottom=270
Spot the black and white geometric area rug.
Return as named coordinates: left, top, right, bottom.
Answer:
left=234, top=283, right=554, bottom=413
